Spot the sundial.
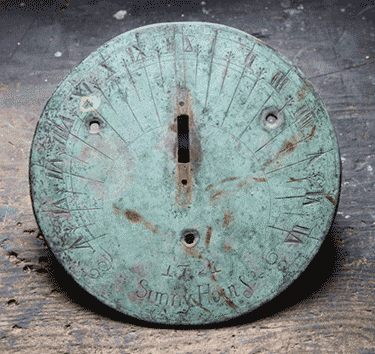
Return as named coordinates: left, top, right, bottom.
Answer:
left=29, top=22, right=341, bottom=325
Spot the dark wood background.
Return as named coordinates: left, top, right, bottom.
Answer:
left=0, top=0, right=374, bottom=352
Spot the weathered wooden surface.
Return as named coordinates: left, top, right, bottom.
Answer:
left=0, top=0, right=374, bottom=352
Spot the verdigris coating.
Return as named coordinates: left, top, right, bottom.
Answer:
left=29, top=22, right=341, bottom=325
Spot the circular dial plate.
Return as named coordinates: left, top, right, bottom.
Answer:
left=29, top=22, right=341, bottom=325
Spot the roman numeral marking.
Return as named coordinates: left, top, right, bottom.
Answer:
left=269, top=224, right=312, bottom=243
left=285, top=225, right=311, bottom=243
left=99, top=55, right=116, bottom=78
left=295, top=105, right=315, bottom=130
left=52, top=198, right=69, bottom=210
left=46, top=159, right=63, bottom=180
left=303, top=190, right=324, bottom=205
left=127, top=36, right=147, bottom=63
left=166, top=36, right=174, bottom=53
left=183, top=36, right=193, bottom=52
left=71, top=81, right=93, bottom=97
left=67, top=236, right=93, bottom=250
left=244, top=51, right=256, bottom=70
left=270, top=69, right=289, bottom=92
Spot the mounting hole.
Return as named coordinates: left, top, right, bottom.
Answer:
left=181, top=179, right=187, bottom=185
left=89, top=121, right=100, bottom=134
left=184, top=233, right=195, bottom=244
left=261, top=108, right=283, bottom=130
left=179, top=101, right=185, bottom=106
left=265, top=113, right=278, bottom=125
left=181, top=229, right=200, bottom=247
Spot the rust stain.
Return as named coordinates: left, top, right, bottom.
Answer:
left=113, top=205, right=121, bottom=215
left=325, top=195, right=336, bottom=205
left=218, top=288, right=237, bottom=309
left=211, top=274, right=217, bottom=282
left=220, top=177, right=239, bottom=184
left=127, top=291, right=145, bottom=304
left=114, top=205, right=159, bottom=234
left=210, top=189, right=224, bottom=201
left=223, top=243, right=233, bottom=252
left=205, top=226, right=212, bottom=248
left=296, top=82, right=309, bottom=102
left=169, top=122, right=177, bottom=133
left=309, top=125, right=317, bottom=140
left=222, top=211, right=234, bottom=227
left=289, top=177, right=302, bottom=182
left=264, top=159, right=273, bottom=167
left=143, top=221, right=158, bottom=234
left=206, top=177, right=238, bottom=191
left=184, top=247, right=202, bottom=258
left=253, top=177, right=267, bottom=182
left=124, top=210, right=143, bottom=224
left=283, top=140, right=296, bottom=154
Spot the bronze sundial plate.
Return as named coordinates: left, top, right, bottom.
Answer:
left=29, top=22, right=341, bottom=325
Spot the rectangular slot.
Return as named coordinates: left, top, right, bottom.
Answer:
left=177, top=115, right=190, bottom=163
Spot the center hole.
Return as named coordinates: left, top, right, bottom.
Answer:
left=184, top=233, right=195, bottom=244
left=181, top=179, right=187, bottom=185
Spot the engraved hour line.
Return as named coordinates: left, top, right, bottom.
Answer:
left=62, top=152, right=89, bottom=165
left=173, top=26, right=178, bottom=91
left=221, top=45, right=257, bottom=126
left=156, top=47, right=164, bottom=85
left=220, top=51, right=234, bottom=95
left=275, top=190, right=324, bottom=205
left=113, top=79, right=144, bottom=132
left=270, top=68, right=291, bottom=92
left=91, top=78, right=118, bottom=114
left=182, top=28, right=187, bottom=88
left=99, top=52, right=116, bottom=79
left=194, top=44, right=201, bottom=87
left=282, top=212, right=309, bottom=217
left=242, top=68, right=263, bottom=106
left=34, top=162, right=105, bottom=183
left=142, top=57, right=161, bottom=126
left=42, top=207, right=102, bottom=213
left=122, top=59, right=141, bottom=101
left=43, top=117, right=113, bottom=161
left=237, top=92, right=273, bottom=139
left=204, top=29, right=219, bottom=112
left=266, top=149, right=334, bottom=175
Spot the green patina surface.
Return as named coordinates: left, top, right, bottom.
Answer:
left=29, top=22, right=341, bottom=325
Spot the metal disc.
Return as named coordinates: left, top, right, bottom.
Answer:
left=29, top=22, right=341, bottom=325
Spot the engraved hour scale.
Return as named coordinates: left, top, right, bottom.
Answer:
left=29, top=22, right=341, bottom=325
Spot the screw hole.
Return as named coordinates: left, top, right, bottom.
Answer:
left=181, top=229, right=200, bottom=247
left=181, top=179, right=187, bottom=185
left=184, top=233, right=195, bottom=244
left=89, top=121, right=100, bottom=134
left=265, top=113, right=278, bottom=125
left=179, top=101, right=185, bottom=106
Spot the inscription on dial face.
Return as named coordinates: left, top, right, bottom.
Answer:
left=29, top=22, right=341, bottom=325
